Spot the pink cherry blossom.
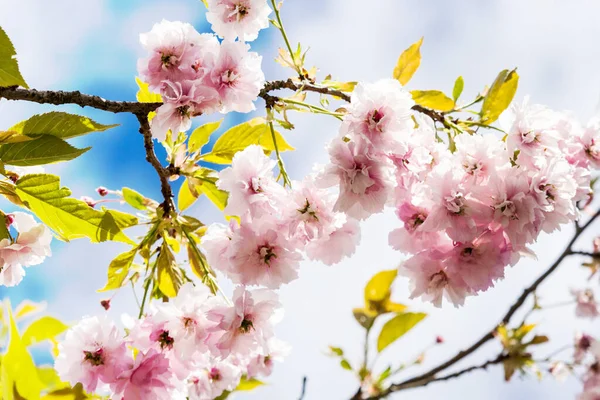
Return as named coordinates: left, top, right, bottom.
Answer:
left=304, top=215, right=361, bottom=266
left=245, top=337, right=290, bottom=378
left=186, top=359, right=242, bottom=400
left=572, top=289, right=600, bottom=319
left=388, top=202, right=442, bottom=254
left=206, top=0, right=272, bottom=42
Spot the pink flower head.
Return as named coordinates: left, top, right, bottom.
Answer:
left=453, top=133, right=509, bottom=184
left=304, top=215, right=361, bottom=266
left=55, top=316, right=132, bottom=392
left=572, top=289, right=600, bottom=319
left=318, top=138, right=394, bottom=220
left=0, top=212, right=52, bottom=287
left=245, top=337, right=291, bottom=378
left=225, top=216, right=301, bottom=288
left=111, top=349, right=177, bottom=400
left=210, top=41, right=264, bottom=113
left=208, top=287, right=281, bottom=357
left=574, top=333, right=595, bottom=364
left=399, top=248, right=471, bottom=307
left=342, top=79, right=414, bottom=151
left=206, top=0, right=272, bottom=42
left=138, top=20, right=204, bottom=90
left=186, top=359, right=242, bottom=400
left=217, top=144, right=287, bottom=218
left=388, top=202, right=442, bottom=254
left=580, top=117, right=600, bottom=168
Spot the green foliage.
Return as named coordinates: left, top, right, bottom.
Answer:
left=452, top=76, right=464, bottom=102
left=156, top=241, right=182, bottom=297
left=411, top=90, right=455, bottom=112
left=98, top=249, right=138, bottom=292
left=8, top=112, right=118, bottom=139
left=122, top=187, right=148, bottom=211
left=178, top=169, right=229, bottom=212
left=376, top=312, right=427, bottom=352
left=0, top=135, right=90, bottom=166
left=496, top=323, right=549, bottom=381
left=0, top=26, right=28, bottom=88
left=22, top=317, right=68, bottom=347
left=480, top=69, right=519, bottom=124
left=200, top=118, right=294, bottom=164
left=14, top=174, right=136, bottom=244
left=0, top=210, right=11, bottom=241
left=188, top=120, right=223, bottom=153
left=393, top=37, right=423, bottom=86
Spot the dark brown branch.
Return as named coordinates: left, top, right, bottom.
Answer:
left=569, top=251, right=600, bottom=258
left=134, top=113, right=174, bottom=215
left=356, top=208, right=600, bottom=400
left=0, top=86, right=162, bottom=114
left=259, top=78, right=352, bottom=107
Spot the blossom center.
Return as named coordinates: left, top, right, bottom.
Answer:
left=429, top=271, right=449, bottom=290
left=160, top=53, right=177, bottom=68
left=157, top=330, right=174, bottom=350
left=298, top=199, right=318, bottom=221
left=496, top=200, right=518, bottom=220
left=259, top=245, right=277, bottom=265
left=209, top=367, right=222, bottom=381
left=83, top=348, right=105, bottom=366
left=221, top=69, right=239, bottom=86
left=366, top=109, right=385, bottom=132
left=250, top=177, right=263, bottom=193
left=444, top=191, right=466, bottom=214
left=239, top=317, right=254, bottom=333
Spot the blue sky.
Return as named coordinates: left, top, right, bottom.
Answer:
left=1, top=1, right=599, bottom=399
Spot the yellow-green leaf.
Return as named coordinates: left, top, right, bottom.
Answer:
left=340, top=359, right=352, bottom=370
left=193, top=169, right=228, bottom=211
left=393, top=37, right=423, bottom=86
left=157, top=242, right=181, bottom=297
left=189, top=120, right=222, bottom=153
left=353, top=308, right=376, bottom=330
left=200, top=118, right=294, bottom=164
left=178, top=178, right=198, bottom=211
left=122, top=187, right=147, bottom=210
left=22, top=317, right=68, bottom=347
left=8, top=112, right=118, bottom=139
left=0, top=131, right=34, bottom=144
left=135, top=77, right=162, bottom=103
left=377, top=312, right=427, bottom=353
left=480, top=69, right=519, bottom=125
left=2, top=306, right=44, bottom=400
left=0, top=136, right=90, bottom=166
left=410, top=90, right=455, bottom=112
left=364, top=269, right=397, bottom=305
left=200, top=0, right=208, bottom=7
left=15, top=174, right=134, bottom=244
left=14, top=300, right=46, bottom=319
left=0, top=26, right=28, bottom=88
left=452, top=76, right=464, bottom=102
left=322, top=80, right=358, bottom=93
left=98, top=249, right=137, bottom=292
left=236, top=377, right=265, bottom=391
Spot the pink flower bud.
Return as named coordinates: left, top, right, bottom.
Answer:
left=96, top=187, right=109, bottom=197
left=100, top=300, right=110, bottom=310
left=5, top=214, right=14, bottom=227
left=435, top=335, right=444, bottom=344
left=80, top=196, right=96, bottom=208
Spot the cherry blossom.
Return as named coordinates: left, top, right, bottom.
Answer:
left=206, top=0, right=272, bottom=42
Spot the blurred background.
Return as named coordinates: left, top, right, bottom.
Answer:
left=0, top=0, right=599, bottom=399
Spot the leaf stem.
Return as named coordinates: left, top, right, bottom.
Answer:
left=267, top=110, right=292, bottom=187
left=270, top=0, right=301, bottom=76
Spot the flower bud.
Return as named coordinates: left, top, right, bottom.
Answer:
left=100, top=300, right=110, bottom=310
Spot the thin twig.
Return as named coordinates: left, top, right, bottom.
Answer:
left=298, top=376, right=307, bottom=400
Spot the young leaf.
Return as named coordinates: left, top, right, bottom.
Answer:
left=200, top=118, right=294, bottom=164
left=2, top=306, right=44, bottom=400
left=122, top=187, right=147, bottom=210
left=353, top=308, right=376, bottom=330
left=15, top=174, right=135, bottom=244
left=364, top=269, right=398, bottom=305
left=452, top=76, right=464, bottom=102
left=8, top=112, right=118, bottom=139
left=98, top=249, right=137, bottom=292
left=0, top=210, right=11, bottom=241
left=377, top=312, right=427, bottom=352
left=14, top=300, right=46, bottom=319
left=21, top=317, right=68, bottom=347
left=480, top=69, right=519, bottom=125
left=410, top=90, right=455, bottom=112
left=0, top=26, right=28, bottom=88
left=393, top=37, right=423, bottom=86
left=236, top=377, right=265, bottom=391
left=340, top=359, right=353, bottom=371
left=178, top=178, right=198, bottom=212
left=0, top=136, right=90, bottom=166
left=157, top=242, right=181, bottom=297
left=200, top=0, right=209, bottom=7
left=188, top=120, right=223, bottom=153
left=193, top=169, right=228, bottom=211
left=135, top=77, right=162, bottom=103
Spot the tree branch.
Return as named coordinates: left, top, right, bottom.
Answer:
left=356, top=208, right=600, bottom=400
left=0, top=86, right=161, bottom=114
left=134, top=113, right=174, bottom=215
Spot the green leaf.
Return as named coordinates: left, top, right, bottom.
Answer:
left=178, top=178, right=197, bottom=212
left=188, top=120, right=222, bottom=153
left=157, top=242, right=181, bottom=297
left=0, top=210, right=11, bottom=241
left=340, top=359, right=353, bottom=371
left=2, top=306, right=43, bottom=400
left=22, top=317, right=68, bottom=347
left=352, top=307, right=376, bottom=330
left=200, top=118, right=294, bottom=164
left=122, top=187, right=147, bottom=210
left=236, top=377, right=265, bottom=391
left=329, top=346, right=344, bottom=357
left=98, top=249, right=137, bottom=292
left=193, top=169, right=228, bottom=211
left=365, top=270, right=398, bottom=305
left=135, top=77, right=162, bottom=103
left=410, top=90, right=455, bottom=112
left=15, top=174, right=134, bottom=244
left=452, top=76, right=464, bottom=102
left=0, top=131, right=35, bottom=144
left=321, top=80, right=358, bottom=93
left=0, top=26, right=28, bottom=88
left=14, top=300, right=45, bottom=319
left=8, top=112, right=118, bottom=139
left=0, top=136, right=90, bottom=166
left=393, top=37, right=423, bottom=86
left=377, top=312, right=427, bottom=353
left=480, top=69, right=519, bottom=125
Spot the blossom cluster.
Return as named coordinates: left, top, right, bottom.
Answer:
left=138, top=19, right=265, bottom=141
left=0, top=211, right=52, bottom=287
left=55, top=283, right=288, bottom=400
left=318, top=79, right=598, bottom=307
left=202, top=144, right=361, bottom=288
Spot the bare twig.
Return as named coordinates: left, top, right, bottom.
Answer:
left=298, top=376, right=307, bottom=400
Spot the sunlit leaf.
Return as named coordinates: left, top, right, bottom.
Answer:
left=393, top=37, right=423, bottom=86
left=410, top=90, right=455, bottom=112
left=157, top=242, right=181, bottom=297
left=236, top=377, right=265, bottom=391
left=329, top=346, right=344, bottom=357
left=14, top=300, right=46, bottom=319
left=0, top=26, right=28, bottom=88
left=322, top=80, right=358, bottom=93
left=364, top=269, right=397, bottom=305
left=200, top=118, right=294, bottom=164
left=0, top=136, right=90, bottom=166
left=353, top=307, right=376, bottom=330
left=15, top=174, right=134, bottom=244
left=22, top=317, right=68, bottom=347
left=192, top=169, right=228, bottom=211
left=377, top=312, right=427, bottom=352
left=188, top=120, right=222, bottom=153
left=340, top=359, right=353, bottom=370
left=8, top=112, right=118, bottom=139
left=122, top=187, right=147, bottom=211
left=480, top=69, right=519, bottom=125
left=452, top=76, right=464, bottom=102
left=98, top=249, right=137, bottom=292
left=178, top=179, right=198, bottom=212
left=135, top=77, right=162, bottom=103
